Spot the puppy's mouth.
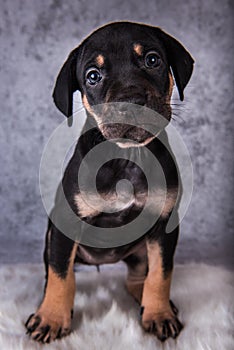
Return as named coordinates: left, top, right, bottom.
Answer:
left=100, top=124, right=158, bottom=147
left=88, top=102, right=170, bottom=147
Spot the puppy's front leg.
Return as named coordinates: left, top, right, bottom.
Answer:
left=25, top=225, right=78, bottom=343
left=141, top=224, right=183, bottom=341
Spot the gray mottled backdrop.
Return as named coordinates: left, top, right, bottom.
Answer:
left=0, top=0, right=233, bottom=266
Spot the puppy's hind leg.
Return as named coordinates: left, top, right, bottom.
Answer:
left=123, top=246, right=148, bottom=304
left=25, top=222, right=78, bottom=343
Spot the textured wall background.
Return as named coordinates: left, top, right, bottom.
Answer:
left=0, top=0, right=233, bottom=266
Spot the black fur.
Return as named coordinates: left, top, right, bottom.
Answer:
left=26, top=21, right=194, bottom=343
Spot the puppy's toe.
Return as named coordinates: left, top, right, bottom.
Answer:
left=25, top=311, right=71, bottom=343
left=31, top=325, right=51, bottom=343
left=141, top=308, right=183, bottom=341
left=25, top=314, right=41, bottom=334
left=160, top=317, right=183, bottom=340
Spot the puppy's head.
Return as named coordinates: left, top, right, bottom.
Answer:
left=53, top=22, right=194, bottom=147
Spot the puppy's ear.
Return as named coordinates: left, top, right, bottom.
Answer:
left=52, top=48, right=80, bottom=125
left=158, top=29, right=194, bottom=101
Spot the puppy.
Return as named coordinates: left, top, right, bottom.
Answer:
left=25, top=21, right=194, bottom=343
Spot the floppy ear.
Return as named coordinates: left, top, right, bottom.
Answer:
left=52, top=47, right=80, bottom=125
left=159, top=29, right=194, bottom=101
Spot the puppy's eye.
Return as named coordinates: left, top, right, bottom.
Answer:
left=144, top=51, right=161, bottom=68
left=86, top=68, right=102, bottom=85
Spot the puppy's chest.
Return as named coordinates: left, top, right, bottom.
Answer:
left=74, top=161, right=178, bottom=221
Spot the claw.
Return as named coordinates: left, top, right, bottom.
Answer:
left=56, top=327, right=62, bottom=339
left=169, top=300, right=178, bottom=315
left=142, top=307, right=183, bottom=342
left=139, top=306, right=144, bottom=316
left=149, top=321, right=156, bottom=333
left=25, top=315, right=41, bottom=334
left=25, top=305, right=73, bottom=344
left=25, top=314, right=34, bottom=329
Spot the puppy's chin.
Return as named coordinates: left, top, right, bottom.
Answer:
left=99, top=124, right=161, bottom=148
left=110, top=135, right=157, bottom=148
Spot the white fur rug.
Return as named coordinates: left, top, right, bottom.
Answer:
left=0, top=263, right=233, bottom=350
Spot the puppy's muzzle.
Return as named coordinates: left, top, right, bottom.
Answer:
left=95, top=103, right=168, bottom=146
left=101, top=123, right=153, bottom=144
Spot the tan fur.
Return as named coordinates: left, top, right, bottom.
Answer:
left=29, top=243, right=78, bottom=341
left=135, top=188, right=178, bottom=218
left=82, top=94, right=103, bottom=124
left=74, top=190, right=135, bottom=218
left=161, top=189, right=178, bottom=218
left=74, top=193, right=101, bottom=217
left=133, top=43, right=143, bottom=56
left=168, top=72, right=174, bottom=99
left=96, top=54, right=105, bottom=67
left=74, top=188, right=177, bottom=218
left=82, top=94, right=93, bottom=115
left=141, top=241, right=172, bottom=330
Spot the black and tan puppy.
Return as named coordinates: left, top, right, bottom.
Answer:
left=25, top=22, right=194, bottom=343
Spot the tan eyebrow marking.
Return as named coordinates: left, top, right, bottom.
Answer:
left=96, top=54, right=105, bottom=67
left=133, top=43, right=143, bottom=56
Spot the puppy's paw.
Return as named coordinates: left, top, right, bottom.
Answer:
left=141, top=303, right=183, bottom=341
left=25, top=309, right=72, bottom=343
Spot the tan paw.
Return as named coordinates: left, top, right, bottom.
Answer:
left=25, top=309, right=72, bottom=343
left=141, top=302, right=183, bottom=341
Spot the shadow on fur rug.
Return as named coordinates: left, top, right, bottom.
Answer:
left=0, top=263, right=233, bottom=350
